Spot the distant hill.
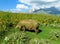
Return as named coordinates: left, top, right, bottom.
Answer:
left=31, top=7, right=60, bottom=15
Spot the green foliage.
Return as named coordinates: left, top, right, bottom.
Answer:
left=29, top=38, right=50, bottom=44
left=49, top=30, right=60, bottom=40
left=3, top=32, right=31, bottom=44
left=0, top=11, right=60, bottom=44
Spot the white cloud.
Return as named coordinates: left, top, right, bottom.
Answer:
left=16, top=4, right=29, bottom=9
left=17, top=0, right=60, bottom=12
left=19, top=0, right=57, bottom=3
left=8, top=9, right=21, bottom=13
left=41, top=0, right=57, bottom=2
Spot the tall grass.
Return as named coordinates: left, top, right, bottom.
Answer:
left=0, top=11, right=60, bottom=44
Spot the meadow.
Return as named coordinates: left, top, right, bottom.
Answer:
left=0, top=11, right=60, bottom=44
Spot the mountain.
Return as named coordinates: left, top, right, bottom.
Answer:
left=32, top=7, right=60, bottom=14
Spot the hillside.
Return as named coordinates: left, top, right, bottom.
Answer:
left=32, top=7, right=60, bottom=14
left=0, top=11, right=60, bottom=44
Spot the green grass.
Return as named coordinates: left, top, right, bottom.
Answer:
left=0, top=26, right=60, bottom=44
left=0, top=25, right=60, bottom=44
left=0, top=11, right=60, bottom=44
left=26, top=26, right=60, bottom=44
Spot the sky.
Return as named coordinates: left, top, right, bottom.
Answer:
left=0, top=0, right=60, bottom=12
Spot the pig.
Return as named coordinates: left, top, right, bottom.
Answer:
left=16, top=19, right=40, bottom=33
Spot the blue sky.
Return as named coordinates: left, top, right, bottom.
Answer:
left=0, top=0, right=60, bottom=12
left=0, top=0, right=17, bottom=11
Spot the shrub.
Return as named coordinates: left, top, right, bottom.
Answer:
left=29, top=38, right=50, bottom=44
left=3, top=32, right=31, bottom=44
left=0, top=21, right=7, bottom=39
left=49, top=30, right=60, bottom=40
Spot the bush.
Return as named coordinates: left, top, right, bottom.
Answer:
left=49, top=30, right=60, bottom=40
left=0, top=21, right=7, bottom=39
left=29, top=38, right=50, bottom=44
left=3, top=32, right=31, bottom=44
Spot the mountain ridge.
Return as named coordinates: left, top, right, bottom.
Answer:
left=32, top=7, right=60, bottom=14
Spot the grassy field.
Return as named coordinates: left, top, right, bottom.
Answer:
left=0, top=11, right=60, bottom=44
